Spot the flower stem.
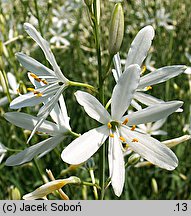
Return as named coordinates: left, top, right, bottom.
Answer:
left=68, top=80, right=97, bottom=93
left=91, top=0, right=106, bottom=200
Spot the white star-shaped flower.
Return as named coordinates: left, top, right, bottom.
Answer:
left=61, top=64, right=182, bottom=196
left=9, top=23, right=69, bottom=140
left=112, top=25, right=186, bottom=110
left=5, top=94, right=72, bottom=166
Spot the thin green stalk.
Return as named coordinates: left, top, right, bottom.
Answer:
left=1, top=70, right=12, bottom=102
left=34, top=0, right=44, bottom=37
left=89, top=169, right=98, bottom=200
left=68, top=80, right=97, bottom=93
left=91, top=1, right=106, bottom=200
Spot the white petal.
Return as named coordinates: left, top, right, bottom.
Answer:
left=125, top=25, right=155, bottom=69
left=5, top=135, right=64, bottom=166
left=139, top=65, right=186, bottom=89
left=113, top=53, right=122, bottom=82
left=151, top=118, right=167, bottom=131
left=184, top=67, right=191, bottom=75
left=111, top=64, right=141, bottom=120
left=134, top=92, right=164, bottom=106
left=0, top=96, right=9, bottom=106
left=120, top=126, right=178, bottom=170
left=131, top=99, right=142, bottom=111
left=24, top=23, right=68, bottom=83
left=75, top=91, right=111, bottom=124
left=122, top=101, right=183, bottom=126
left=4, top=112, right=61, bottom=136
left=109, top=132, right=125, bottom=197
left=61, top=125, right=109, bottom=165
left=16, top=52, right=54, bottom=76
left=7, top=72, right=18, bottom=93
left=151, top=130, right=167, bottom=136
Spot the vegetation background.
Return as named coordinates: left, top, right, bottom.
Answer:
left=0, top=0, right=191, bottom=199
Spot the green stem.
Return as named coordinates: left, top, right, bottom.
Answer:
left=34, top=0, right=44, bottom=37
left=81, top=181, right=101, bottom=189
left=68, top=80, right=97, bottom=93
left=103, top=54, right=114, bottom=81
left=89, top=169, right=98, bottom=200
left=4, top=35, right=24, bottom=46
left=1, top=70, right=12, bottom=102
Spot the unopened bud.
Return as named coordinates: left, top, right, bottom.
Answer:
left=151, top=178, right=158, bottom=194
left=162, top=135, right=191, bottom=148
left=108, top=3, right=124, bottom=55
left=9, top=186, right=21, bottom=200
left=128, top=153, right=140, bottom=165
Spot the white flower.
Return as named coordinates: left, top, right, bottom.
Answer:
left=50, top=28, right=70, bottom=47
left=0, top=72, right=18, bottom=106
left=112, top=25, right=186, bottom=110
left=137, top=118, right=167, bottom=136
left=5, top=94, right=71, bottom=166
left=23, top=176, right=80, bottom=200
left=61, top=64, right=182, bottom=196
left=0, top=143, right=7, bottom=164
left=10, top=23, right=69, bottom=139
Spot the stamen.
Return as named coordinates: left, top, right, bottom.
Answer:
left=141, top=65, right=146, bottom=74
left=131, top=125, right=136, bottom=131
left=109, top=134, right=114, bottom=138
left=107, top=122, right=112, bottom=129
left=119, top=136, right=126, bottom=142
left=41, top=79, right=48, bottom=85
left=34, top=91, right=43, bottom=97
left=132, top=138, right=139, bottom=142
left=122, top=118, right=129, bottom=125
left=146, top=86, right=152, bottom=91
left=27, top=88, right=35, bottom=92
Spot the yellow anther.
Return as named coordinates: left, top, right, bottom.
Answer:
left=29, top=73, right=38, bottom=79
left=131, top=125, right=136, bottom=131
left=27, top=88, right=35, bottom=92
left=41, top=79, right=48, bottom=85
left=16, top=88, right=20, bottom=94
left=122, top=118, right=129, bottom=125
left=132, top=138, right=139, bottom=142
left=141, top=65, right=146, bottom=74
left=119, top=136, right=126, bottom=142
left=107, top=122, right=112, bottom=129
left=146, top=86, right=152, bottom=91
left=124, top=143, right=129, bottom=149
left=34, top=91, right=43, bottom=97
left=109, top=134, right=114, bottom=138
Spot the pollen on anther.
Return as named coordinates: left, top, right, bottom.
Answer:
left=34, top=91, right=43, bottom=97
left=122, top=118, right=129, bottom=125
left=146, top=86, right=152, bottom=91
left=109, top=134, right=114, bottom=138
left=119, top=136, right=126, bottom=142
left=41, top=79, right=48, bottom=85
left=141, top=65, right=146, bottom=74
left=131, top=125, right=136, bottom=131
left=27, top=88, right=35, bottom=92
left=107, top=122, right=112, bottom=129
left=132, top=138, right=139, bottom=142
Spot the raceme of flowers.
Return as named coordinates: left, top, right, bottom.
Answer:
left=2, top=22, right=186, bottom=197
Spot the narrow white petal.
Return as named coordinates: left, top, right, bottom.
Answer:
left=184, top=67, right=191, bottom=75
left=109, top=132, right=125, bottom=197
left=24, top=23, right=68, bottom=83
left=111, top=64, right=141, bottom=120
left=75, top=91, right=111, bottom=124
left=7, top=72, right=18, bottom=93
left=4, top=112, right=61, bottom=136
left=131, top=99, right=142, bottom=111
left=5, top=135, right=64, bottom=166
left=113, top=53, right=122, bottom=82
left=120, top=126, right=178, bottom=170
left=61, top=125, right=109, bottom=165
left=134, top=92, right=164, bottom=106
left=151, top=118, right=167, bottom=131
left=151, top=130, right=167, bottom=136
left=16, top=52, right=54, bottom=76
left=10, top=92, right=50, bottom=109
left=125, top=25, right=155, bottom=69
left=0, top=96, right=9, bottom=106
left=139, top=65, right=186, bottom=89
left=122, top=101, right=183, bottom=126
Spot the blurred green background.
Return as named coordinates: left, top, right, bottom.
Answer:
left=0, top=0, right=191, bottom=199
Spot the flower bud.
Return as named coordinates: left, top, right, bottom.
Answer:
left=151, top=178, right=158, bottom=194
left=162, top=135, right=191, bottom=148
left=108, top=3, right=124, bottom=55
left=128, top=153, right=140, bottom=165
left=9, top=186, right=21, bottom=200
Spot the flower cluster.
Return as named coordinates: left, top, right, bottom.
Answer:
left=3, top=19, right=188, bottom=198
